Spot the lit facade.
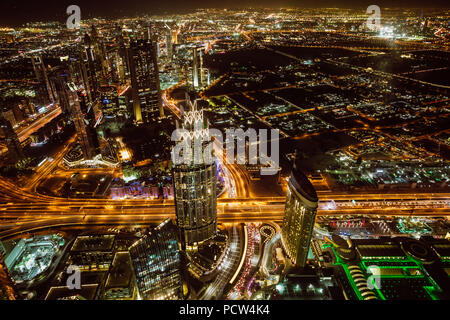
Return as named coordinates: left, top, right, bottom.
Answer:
left=173, top=163, right=217, bottom=249
left=89, top=25, right=108, bottom=78
left=128, top=39, right=163, bottom=123
left=31, top=55, right=56, bottom=104
left=79, top=33, right=100, bottom=104
left=166, top=28, right=173, bottom=61
left=66, top=82, right=97, bottom=160
left=192, top=47, right=210, bottom=89
left=173, top=100, right=217, bottom=249
left=129, top=219, right=182, bottom=300
left=281, top=161, right=318, bottom=267
left=98, top=85, right=119, bottom=118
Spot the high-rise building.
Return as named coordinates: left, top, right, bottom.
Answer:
left=103, top=251, right=136, bottom=300
left=172, top=99, right=217, bottom=250
left=128, top=38, right=163, bottom=123
left=31, top=55, right=56, bottom=104
left=0, top=115, right=24, bottom=163
left=58, top=56, right=101, bottom=157
left=79, top=33, right=100, bottom=104
left=99, top=85, right=119, bottom=118
left=281, top=158, right=318, bottom=267
left=110, top=50, right=126, bottom=85
left=114, top=25, right=129, bottom=83
left=166, top=28, right=173, bottom=61
left=50, top=67, right=71, bottom=114
left=192, top=47, right=201, bottom=89
left=192, top=47, right=209, bottom=90
left=19, top=98, right=35, bottom=117
left=89, top=25, right=108, bottom=77
left=66, top=82, right=97, bottom=160
left=129, top=219, right=183, bottom=300
left=171, top=29, right=179, bottom=45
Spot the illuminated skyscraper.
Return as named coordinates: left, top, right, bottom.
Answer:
left=128, top=38, right=163, bottom=124
left=31, top=55, right=56, bottom=104
left=172, top=99, right=217, bottom=250
left=79, top=34, right=100, bottom=104
left=166, top=27, right=173, bottom=61
left=50, top=67, right=71, bottom=114
left=114, top=24, right=129, bottom=84
left=99, top=85, right=119, bottom=118
left=192, top=47, right=202, bottom=89
left=0, top=115, right=24, bottom=163
left=281, top=158, right=318, bottom=267
left=129, top=219, right=182, bottom=300
left=111, top=50, right=127, bottom=85
left=171, top=28, right=179, bottom=45
left=66, top=82, right=97, bottom=160
left=89, top=25, right=108, bottom=77
left=192, top=47, right=209, bottom=90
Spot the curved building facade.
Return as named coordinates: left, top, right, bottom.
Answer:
left=281, top=161, right=318, bottom=267
left=173, top=163, right=217, bottom=248
left=172, top=99, right=217, bottom=249
left=129, top=219, right=182, bottom=300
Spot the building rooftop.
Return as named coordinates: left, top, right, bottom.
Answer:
left=71, top=235, right=115, bottom=252
left=104, top=251, right=133, bottom=290
left=290, top=159, right=318, bottom=203
left=45, top=284, right=99, bottom=300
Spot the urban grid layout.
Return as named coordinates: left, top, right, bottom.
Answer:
left=0, top=3, right=450, bottom=303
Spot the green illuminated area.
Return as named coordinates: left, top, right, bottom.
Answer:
left=322, top=243, right=443, bottom=300
left=360, top=258, right=437, bottom=300
left=322, top=244, right=363, bottom=300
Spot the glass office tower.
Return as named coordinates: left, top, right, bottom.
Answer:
left=129, top=219, right=182, bottom=300
left=128, top=38, right=163, bottom=123
left=281, top=159, right=318, bottom=267
left=172, top=100, right=217, bottom=250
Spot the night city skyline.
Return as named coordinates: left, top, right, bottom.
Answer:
left=2, top=1, right=450, bottom=26
left=0, top=1, right=449, bottom=311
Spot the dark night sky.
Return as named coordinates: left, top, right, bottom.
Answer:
left=1, top=0, right=449, bottom=27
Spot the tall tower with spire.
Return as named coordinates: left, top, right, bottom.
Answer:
left=172, top=98, right=217, bottom=250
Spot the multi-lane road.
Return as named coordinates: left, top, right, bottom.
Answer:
left=0, top=97, right=448, bottom=239
left=1, top=26, right=447, bottom=235
left=1, top=179, right=449, bottom=239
